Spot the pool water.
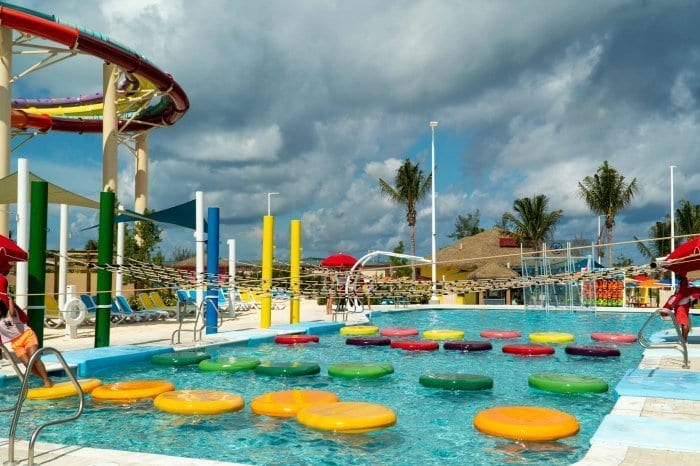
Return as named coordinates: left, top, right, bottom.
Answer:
left=1, top=309, right=661, bottom=465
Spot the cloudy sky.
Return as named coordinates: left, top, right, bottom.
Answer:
left=11, top=0, right=700, bottom=264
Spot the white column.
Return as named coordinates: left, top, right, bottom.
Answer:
left=195, top=191, right=205, bottom=307
left=0, top=27, right=11, bottom=236
left=102, top=62, right=118, bottom=194
left=429, top=121, right=439, bottom=303
left=227, top=239, right=236, bottom=290
left=15, top=158, right=28, bottom=309
left=670, top=165, right=676, bottom=291
left=135, top=132, right=149, bottom=214
left=116, top=205, right=125, bottom=296
left=58, top=204, right=68, bottom=309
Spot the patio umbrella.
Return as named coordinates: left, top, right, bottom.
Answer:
left=659, top=236, right=700, bottom=275
left=0, top=234, right=27, bottom=263
left=320, top=253, right=359, bottom=269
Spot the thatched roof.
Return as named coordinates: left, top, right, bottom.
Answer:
left=469, top=262, right=520, bottom=279
left=427, top=227, right=532, bottom=269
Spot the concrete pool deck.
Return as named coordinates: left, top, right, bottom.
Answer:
left=0, top=303, right=697, bottom=465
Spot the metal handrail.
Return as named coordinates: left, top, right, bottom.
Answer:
left=0, top=346, right=27, bottom=414
left=638, top=308, right=689, bottom=369
left=8, top=347, right=85, bottom=466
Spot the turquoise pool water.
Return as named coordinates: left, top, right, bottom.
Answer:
left=1, top=309, right=661, bottom=465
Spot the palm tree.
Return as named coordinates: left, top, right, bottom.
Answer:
left=378, top=157, right=431, bottom=280
left=577, top=160, right=638, bottom=267
left=635, top=219, right=671, bottom=262
left=675, top=199, right=700, bottom=240
left=502, top=195, right=563, bottom=248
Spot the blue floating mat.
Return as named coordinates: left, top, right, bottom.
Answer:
left=591, top=414, right=700, bottom=452
left=615, top=368, right=700, bottom=401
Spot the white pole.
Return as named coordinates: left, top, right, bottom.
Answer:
left=227, top=239, right=236, bottom=290
left=115, top=205, right=124, bottom=296
left=195, top=191, right=205, bottom=307
left=429, top=121, right=439, bottom=304
left=670, top=165, right=676, bottom=291
left=267, top=192, right=279, bottom=216
left=15, top=158, right=28, bottom=309
left=597, top=215, right=602, bottom=265
left=58, top=204, right=68, bottom=309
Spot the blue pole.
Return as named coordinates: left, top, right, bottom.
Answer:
left=206, top=207, right=220, bottom=334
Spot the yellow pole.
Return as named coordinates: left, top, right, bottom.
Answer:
left=290, top=219, right=301, bottom=323
left=261, top=215, right=274, bottom=327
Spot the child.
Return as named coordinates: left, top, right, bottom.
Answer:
left=0, top=262, right=52, bottom=387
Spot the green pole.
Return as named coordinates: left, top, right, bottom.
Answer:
left=95, top=191, right=114, bottom=348
left=27, top=181, right=48, bottom=347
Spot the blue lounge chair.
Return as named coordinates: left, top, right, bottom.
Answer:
left=114, top=295, right=161, bottom=321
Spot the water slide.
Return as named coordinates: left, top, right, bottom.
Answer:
left=0, top=2, right=189, bottom=133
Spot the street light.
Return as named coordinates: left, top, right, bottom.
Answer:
left=429, top=121, right=439, bottom=304
left=267, top=192, right=279, bottom=216
left=670, top=165, right=676, bottom=291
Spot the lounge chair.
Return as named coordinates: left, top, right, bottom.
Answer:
left=138, top=292, right=170, bottom=319
left=80, top=294, right=111, bottom=324
left=114, top=295, right=162, bottom=321
left=44, top=295, right=64, bottom=328
left=176, top=289, right=196, bottom=316
left=149, top=291, right=177, bottom=317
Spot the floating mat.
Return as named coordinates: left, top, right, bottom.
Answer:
left=590, top=414, right=700, bottom=452
left=615, top=368, right=700, bottom=401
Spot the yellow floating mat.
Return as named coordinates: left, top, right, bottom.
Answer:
left=473, top=406, right=579, bottom=441
left=27, top=378, right=102, bottom=400
left=154, top=390, right=244, bottom=415
left=529, top=332, right=574, bottom=344
left=422, top=329, right=465, bottom=340
left=339, top=325, right=379, bottom=336
left=296, top=401, right=396, bottom=434
left=251, top=389, right=339, bottom=418
left=91, top=380, right=175, bottom=401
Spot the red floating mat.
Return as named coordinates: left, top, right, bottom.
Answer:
left=590, top=332, right=637, bottom=343
left=390, top=339, right=439, bottom=351
left=502, top=344, right=555, bottom=356
left=480, top=330, right=521, bottom=339
left=380, top=327, right=419, bottom=337
left=565, top=345, right=620, bottom=357
left=274, top=334, right=319, bottom=345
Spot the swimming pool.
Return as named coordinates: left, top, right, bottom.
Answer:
left=1, top=309, right=661, bottom=465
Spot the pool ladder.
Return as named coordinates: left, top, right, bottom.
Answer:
left=2, top=346, right=85, bottom=466
left=637, top=308, right=689, bottom=369
left=171, top=296, right=226, bottom=344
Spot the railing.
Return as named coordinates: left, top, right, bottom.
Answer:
left=638, top=308, right=689, bottom=369
left=7, top=347, right=85, bottom=466
left=0, top=346, right=27, bottom=414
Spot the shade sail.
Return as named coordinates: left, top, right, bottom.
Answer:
left=116, top=199, right=206, bottom=232
left=0, top=171, right=99, bottom=208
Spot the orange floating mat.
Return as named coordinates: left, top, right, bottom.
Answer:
left=474, top=406, right=579, bottom=441
left=154, top=389, right=244, bottom=415
left=296, top=401, right=396, bottom=434
left=27, top=378, right=102, bottom=400
left=250, top=389, right=339, bottom=418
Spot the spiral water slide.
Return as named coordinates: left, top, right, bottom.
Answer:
left=0, top=2, right=189, bottom=132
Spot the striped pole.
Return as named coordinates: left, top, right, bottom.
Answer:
left=27, top=181, right=48, bottom=347
left=95, top=191, right=114, bottom=347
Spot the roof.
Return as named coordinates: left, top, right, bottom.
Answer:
left=469, top=262, right=520, bottom=279
left=0, top=171, right=99, bottom=209
left=428, top=227, right=532, bottom=268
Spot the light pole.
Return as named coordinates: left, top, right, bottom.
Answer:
left=670, top=165, right=676, bottom=291
left=429, top=121, right=439, bottom=304
left=267, top=192, right=279, bottom=216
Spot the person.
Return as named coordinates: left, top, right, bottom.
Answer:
left=662, top=274, right=700, bottom=344
left=325, top=273, right=334, bottom=315
left=0, top=261, right=52, bottom=387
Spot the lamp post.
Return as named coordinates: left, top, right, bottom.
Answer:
left=267, top=192, right=279, bottom=216
left=429, top=121, right=439, bottom=304
left=670, top=165, right=676, bottom=291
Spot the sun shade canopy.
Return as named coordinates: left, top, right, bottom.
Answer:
left=0, top=171, right=99, bottom=208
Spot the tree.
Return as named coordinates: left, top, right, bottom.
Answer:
left=171, top=246, right=195, bottom=263
left=447, top=209, right=484, bottom=240
left=675, top=199, right=700, bottom=239
left=635, top=219, right=671, bottom=262
left=389, top=241, right=411, bottom=278
left=577, top=160, right=638, bottom=267
left=502, top=195, right=563, bottom=248
left=378, top=157, right=431, bottom=279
